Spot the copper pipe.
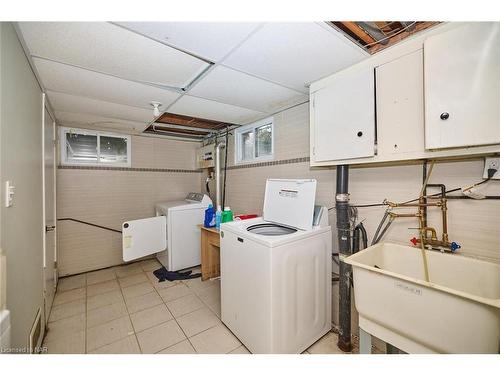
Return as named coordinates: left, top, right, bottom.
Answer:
left=422, top=227, right=438, bottom=240
left=441, top=198, right=449, bottom=243
left=385, top=201, right=441, bottom=208
left=389, top=212, right=421, bottom=218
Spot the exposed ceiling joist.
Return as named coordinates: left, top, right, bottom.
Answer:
left=340, top=22, right=377, bottom=45
left=330, top=21, right=440, bottom=54
left=156, top=112, right=232, bottom=131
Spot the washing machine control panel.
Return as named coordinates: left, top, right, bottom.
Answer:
left=185, top=192, right=204, bottom=202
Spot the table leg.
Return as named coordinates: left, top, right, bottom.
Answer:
left=359, top=327, right=372, bottom=354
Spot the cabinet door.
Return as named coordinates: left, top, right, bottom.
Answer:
left=424, top=23, right=500, bottom=149
left=122, top=216, right=166, bottom=262
left=376, top=50, right=424, bottom=156
left=311, top=67, right=375, bottom=161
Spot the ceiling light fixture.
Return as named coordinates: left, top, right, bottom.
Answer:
left=151, top=101, right=163, bottom=117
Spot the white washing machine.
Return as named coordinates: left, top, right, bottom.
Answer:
left=220, top=179, right=332, bottom=354
left=122, top=193, right=212, bottom=271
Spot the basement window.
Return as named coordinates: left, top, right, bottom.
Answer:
left=235, top=117, right=274, bottom=164
left=60, top=127, right=131, bottom=167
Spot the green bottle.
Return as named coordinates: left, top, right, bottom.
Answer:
left=221, top=206, right=233, bottom=223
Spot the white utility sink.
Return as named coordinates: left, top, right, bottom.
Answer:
left=345, top=242, right=500, bottom=353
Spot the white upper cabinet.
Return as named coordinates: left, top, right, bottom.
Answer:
left=424, top=23, right=500, bottom=149
left=309, top=23, right=500, bottom=167
left=310, top=67, right=375, bottom=162
left=375, top=50, right=424, bottom=156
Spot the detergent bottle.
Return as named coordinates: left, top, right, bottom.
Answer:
left=221, top=206, right=233, bottom=223
left=204, top=204, right=215, bottom=228
left=215, top=205, right=223, bottom=229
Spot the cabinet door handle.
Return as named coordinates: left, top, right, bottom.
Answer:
left=45, top=225, right=56, bottom=232
left=440, top=112, right=450, bottom=120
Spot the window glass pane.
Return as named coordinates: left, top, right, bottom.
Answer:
left=66, top=133, right=97, bottom=163
left=255, top=124, right=272, bottom=157
left=241, top=131, right=254, bottom=161
left=99, top=136, right=128, bottom=164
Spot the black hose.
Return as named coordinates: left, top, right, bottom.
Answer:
left=352, top=226, right=360, bottom=254
left=57, top=218, right=122, bottom=234
left=373, top=216, right=394, bottom=245
left=347, top=177, right=494, bottom=209
left=358, top=222, right=368, bottom=249
left=332, top=253, right=340, bottom=266
left=371, top=209, right=390, bottom=245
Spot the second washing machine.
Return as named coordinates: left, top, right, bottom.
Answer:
left=220, top=179, right=332, bottom=354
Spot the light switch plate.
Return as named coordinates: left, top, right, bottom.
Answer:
left=483, top=157, right=500, bottom=179
left=4, top=181, right=15, bottom=207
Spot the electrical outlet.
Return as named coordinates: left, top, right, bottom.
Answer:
left=483, top=157, right=500, bottom=179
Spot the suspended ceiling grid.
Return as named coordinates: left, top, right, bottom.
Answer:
left=16, top=22, right=369, bottom=137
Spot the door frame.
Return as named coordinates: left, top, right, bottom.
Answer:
left=42, top=93, right=57, bottom=323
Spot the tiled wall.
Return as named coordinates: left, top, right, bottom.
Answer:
left=57, top=135, right=201, bottom=276
left=219, top=102, right=500, bottom=328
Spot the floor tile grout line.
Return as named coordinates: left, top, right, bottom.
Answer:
left=135, top=267, right=187, bottom=354
left=49, top=262, right=334, bottom=355
left=87, top=316, right=136, bottom=351
left=137, top=270, right=189, bottom=354
left=84, top=273, right=89, bottom=353
left=47, top=298, right=87, bottom=324
left=173, top=286, right=225, bottom=352
left=86, top=268, right=140, bottom=353
left=50, top=261, right=242, bottom=354
left=118, top=274, right=220, bottom=353
left=153, top=336, right=189, bottom=354
left=114, top=268, right=142, bottom=354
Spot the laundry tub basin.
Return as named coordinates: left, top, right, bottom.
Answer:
left=345, top=242, right=500, bottom=353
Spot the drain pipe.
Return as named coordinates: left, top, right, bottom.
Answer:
left=215, top=142, right=225, bottom=209
left=336, top=165, right=352, bottom=352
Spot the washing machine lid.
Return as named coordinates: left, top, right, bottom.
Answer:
left=155, top=200, right=186, bottom=214
left=263, top=179, right=317, bottom=231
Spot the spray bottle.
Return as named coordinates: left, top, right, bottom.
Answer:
left=215, top=205, right=223, bottom=229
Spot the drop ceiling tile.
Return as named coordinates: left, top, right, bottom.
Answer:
left=115, top=22, right=261, bottom=62
left=55, top=111, right=146, bottom=134
left=168, top=95, right=265, bottom=125
left=34, top=58, right=181, bottom=111
left=18, top=22, right=209, bottom=88
left=188, top=66, right=307, bottom=113
left=223, top=22, right=368, bottom=93
left=48, top=91, right=153, bottom=124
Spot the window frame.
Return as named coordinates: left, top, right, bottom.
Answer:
left=59, top=127, right=132, bottom=167
left=234, top=117, right=274, bottom=165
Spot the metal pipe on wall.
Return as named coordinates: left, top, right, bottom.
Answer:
left=215, top=142, right=225, bottom=209
left=336, top=165, right=352, bottom=352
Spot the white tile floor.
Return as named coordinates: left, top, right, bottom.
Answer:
left=43, top=259, right=354, bottom=354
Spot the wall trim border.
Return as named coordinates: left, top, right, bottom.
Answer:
left=58, top=165, right=202, bottom=173
left=227, top=156, right=310, bottom=170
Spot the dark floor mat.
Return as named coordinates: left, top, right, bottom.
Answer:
left=153, top=267, right=201, bottom=282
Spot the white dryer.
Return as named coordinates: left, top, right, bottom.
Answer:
left=122, top=193, right=211, bottom=271
left=220, top=179, right=332, bottom=354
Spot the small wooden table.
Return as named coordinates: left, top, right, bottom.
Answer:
left=198, top=225, right=221, bottom=281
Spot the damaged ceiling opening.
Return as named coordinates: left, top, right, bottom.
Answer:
left=330, top=22, right=440, bottom=53
left=144, top=112, right=236, bottom=140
